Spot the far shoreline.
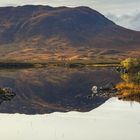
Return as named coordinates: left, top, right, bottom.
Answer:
left=0, top=61, right=121, bottom=69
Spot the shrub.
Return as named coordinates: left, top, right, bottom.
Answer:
left=121, top=58, right=140, bottom=70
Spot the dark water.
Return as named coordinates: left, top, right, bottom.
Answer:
left=0, top=67, right=140, bottom=140
left=0, top=67, right=121, bottom=114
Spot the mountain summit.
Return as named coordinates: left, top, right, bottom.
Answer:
left=0, top=5, right=139, bottom=61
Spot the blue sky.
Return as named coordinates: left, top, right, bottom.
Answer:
left=0, top=0, right=140, bottom=31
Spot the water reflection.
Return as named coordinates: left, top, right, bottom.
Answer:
left=116, top=70, right=140, bottom=103
left=0, top=68, right=121, bottom=114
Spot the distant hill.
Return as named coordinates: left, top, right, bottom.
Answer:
left=0, top=5, right=139, bottom=62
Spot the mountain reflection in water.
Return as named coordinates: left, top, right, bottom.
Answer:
left=0, top=68, right=121, bottom=114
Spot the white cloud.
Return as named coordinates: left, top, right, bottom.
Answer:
left=107, top=12, right=140, bottom=31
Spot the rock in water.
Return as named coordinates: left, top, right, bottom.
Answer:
left=91, top=86, right=98, bottom=93
left=0, top=87, right=16, bottom=103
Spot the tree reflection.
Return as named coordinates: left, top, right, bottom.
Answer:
left=116, top=58, right=140, bottom=102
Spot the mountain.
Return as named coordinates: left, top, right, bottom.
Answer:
left=0, top=5, right=140, bottom=62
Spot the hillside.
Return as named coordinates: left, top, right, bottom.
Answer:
left=0, top=5, right=140, bottom=62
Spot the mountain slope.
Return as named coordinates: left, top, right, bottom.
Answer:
left=0, top=5, right=140, bottom=62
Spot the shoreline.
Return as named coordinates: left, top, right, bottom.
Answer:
left=0, top=61, right=121, bottom=69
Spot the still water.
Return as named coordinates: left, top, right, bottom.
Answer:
left=0, top=67, right=121, bottom=114
left=0, top=67, right=139, bottom=140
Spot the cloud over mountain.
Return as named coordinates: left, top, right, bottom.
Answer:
left=107, top=12, right=140, bottom=31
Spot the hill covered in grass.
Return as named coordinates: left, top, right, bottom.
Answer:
left=0, top=5, right=140, bottom=62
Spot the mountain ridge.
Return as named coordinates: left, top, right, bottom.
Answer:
left=0, top=5, right=139, bottom=61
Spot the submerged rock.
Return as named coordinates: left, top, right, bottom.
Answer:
left=0, top=87, right=16, bottom=103
left=115, top=67, right=128, bottom=74
left=99, top=82, right=115, bottom=91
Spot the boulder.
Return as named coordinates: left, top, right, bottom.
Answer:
left=0, top=87, right=16, bottom=103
